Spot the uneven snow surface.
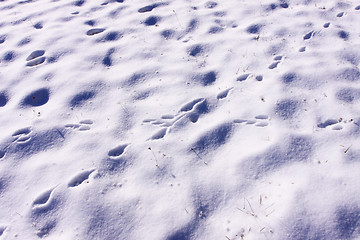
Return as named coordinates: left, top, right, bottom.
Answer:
left=1, top=0, right=360, bottom=239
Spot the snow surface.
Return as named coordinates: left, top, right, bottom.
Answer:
left=1, top=0, right=360, bottom=239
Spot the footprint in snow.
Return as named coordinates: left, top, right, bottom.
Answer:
left=268, top=55, right=282, bottom=69
left=303, top=31, right=314, bottom=40
left=33, top=188, right=55, bottom=207
left=236, top=73, right=263, bottom=82
left=86, top=28, right=105, bottom=36
left=68, top=169, right=95, bottom=188
left=137, top=2, right=168, bottom=13
left=65, top=119, right=93, bottom=131
left=26, top=50, right=46, bottom=67
left=0, top=226, right=7, bottom=237
left=12, top=127, right=32, bottom=143
left=108, top=144, right=128, bottom=158
left=0, top=150, right=5, bottom=159
left=217, top=88, right=233, bottom=100
left=317, top=118, right=356, bottom=131
left=233, top=114, right=270, bottom=127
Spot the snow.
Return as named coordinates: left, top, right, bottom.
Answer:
left=1, top=0, right=360, bottom=239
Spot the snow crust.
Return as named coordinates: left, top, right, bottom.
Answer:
left=1, top=0, right=360, bottom=239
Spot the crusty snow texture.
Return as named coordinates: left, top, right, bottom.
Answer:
left=0, top=0, right=360, bottom=239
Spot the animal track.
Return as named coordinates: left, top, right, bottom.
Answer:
left=30, top=187, right=61, bottom=238
left=217, top=88, right=232, bottom=100
left=268, top=55, right=282, bottom=69
left=68, top=169, right=95, bottom=187
left=161, top=115, right=175, bottom=120
left=33, top=188, right=54, bottom=206
left=143, top=98, right=208, bottom=140
left=323, top=22, right=330, bottom=28
left=108, top=144, right=128, bottom=157
left=87, top=28, right=105, bottom=36
left=0, top=35, right=6, bottom=44
left=26, top=57, right=46, bottom=67
left=34, top=22, right=43, bottom=29
left=0, top=226, right=6, bottom=236
left=26, top=50, right=46, bottom=67
left=256, top=75, right=263, bottom=81
left=317, top=119, right=338, bottom=128
left=237, top=73, right=250, bottom=82
left=180, top=98, right=205, bottom=112
left=317, top=118, right=354, bottom=131
left=337, top=12, right=344, bottom=18
left=0, top=150, right=5, bottom=159
left=303, top=31, right=314, bottom=40
left=65, top=119, right=93, bottom=131
left=26, top=50, right=45, bottom=61
left=233, top=115, right=269, bottom=127
left=137, top=2, right=168, bottom=13
left=150, top=128, right=167, bottom=140
left=12, top=127, right=32, bottom=143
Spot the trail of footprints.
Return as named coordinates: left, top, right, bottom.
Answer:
left=317, top=118, right=356, bottom=131
left=29, top=168, right=96, bottom=237
left=143, top=89, right=271, bottom=141
left=12, top=127, right=32, bottom=143
left=0, top=1, right=359, bottom=238
left=27, top=141, right=130, bottom=237
left=142, top=99, right=355, bottom=141
left=0, top=1, right=353, bottom=114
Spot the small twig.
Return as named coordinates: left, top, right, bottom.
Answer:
left=56, top=128, right=65, bottom=139
left=172, top=10, right=183, bottom=29
left=245, top=198, right=256, bottom=217
left=344, top=144, right=352, bottom=153
left=190, top=148, right=207, bottom=165
left=148, top=147, right=160, bottom=168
